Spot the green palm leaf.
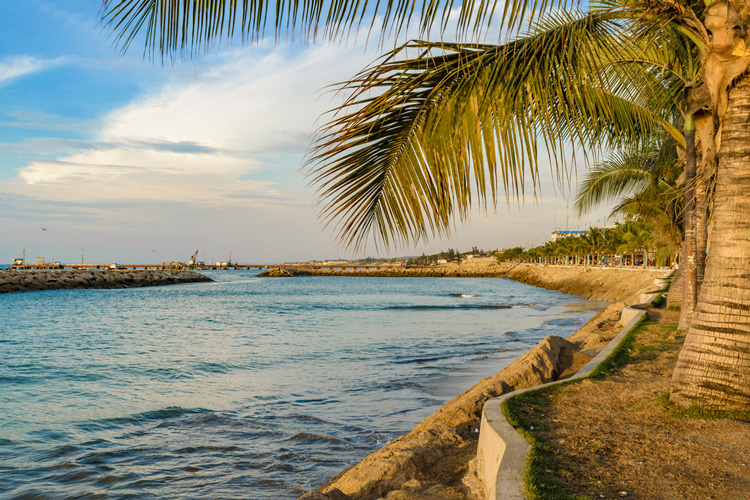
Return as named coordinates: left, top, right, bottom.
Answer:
left=308, top=9, right=679, bottom=249
left=99, top=0, right=527, bottom=55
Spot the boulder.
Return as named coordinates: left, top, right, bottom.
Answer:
left=257, top=268, right=299, bottom=277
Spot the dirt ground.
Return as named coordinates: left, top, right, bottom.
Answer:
left=521, top=309, right=750, bottom=500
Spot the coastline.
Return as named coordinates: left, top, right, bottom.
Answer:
left=262, top=259, right=667, bottom=305
left=0, top=269, right=212, bottom=294
left=299, top=262, right=670, bottom=500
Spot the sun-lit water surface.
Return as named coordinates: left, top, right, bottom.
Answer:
left=0, top=271, right=604, bottom=499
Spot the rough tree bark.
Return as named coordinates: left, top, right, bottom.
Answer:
left=678, top=114, right=698, bottom=331
left=670, top=75, right=750, bottom=410
left=695, top=182, right=709, bottom=287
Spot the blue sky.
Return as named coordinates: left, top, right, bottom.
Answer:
left=0, top=1, right=602, bottom=265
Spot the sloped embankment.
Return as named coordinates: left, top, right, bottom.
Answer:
left=263, top=261, right=666, bottom=306
left=497, top=264, right=666, bottom=304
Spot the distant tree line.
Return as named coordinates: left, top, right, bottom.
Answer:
left=497, top=221, right=678, bottom=268
left=406, top=247, right=493, bottom=265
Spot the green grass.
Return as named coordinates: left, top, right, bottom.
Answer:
left=648, top=392, right=750, bottom=422
left=503, top=384, right=590, bottom=500
left=650, top=293, right=665, bottom=308
left=588, top=315, right=647, bottom=380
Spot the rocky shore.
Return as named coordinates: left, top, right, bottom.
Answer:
left=0, top=269, right=212, bottom=294
left=296, top=262, right=671, bottom=500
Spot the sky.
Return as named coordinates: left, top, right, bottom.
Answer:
left=0, top=1, right=609, bottom=265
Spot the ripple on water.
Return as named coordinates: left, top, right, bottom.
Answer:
left=0, top=273, right=603, bottom=499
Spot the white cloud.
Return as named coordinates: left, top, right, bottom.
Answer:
left=0, top=42, right=387, bottom=261
left=7, top=43, right=374, bottom=207
left=0, top=55, right=65, bottom=87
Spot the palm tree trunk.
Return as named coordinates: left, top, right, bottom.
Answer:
left=679, top=114, right=698, bottom=331
left=670, top=75, right=750, bottom=410
left=696, top=181, right=709, bottom=287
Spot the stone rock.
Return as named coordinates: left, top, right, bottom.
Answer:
left=299, top=489, right=351, bottom=500
left=257, top=268, right=299, bottom=277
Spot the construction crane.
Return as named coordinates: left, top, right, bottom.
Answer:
left=188, top=250, right=202, bottom=269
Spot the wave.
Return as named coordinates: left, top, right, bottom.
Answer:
left=391, top=354, right=453, bottom=365
left=448, top=293, right=477, bottom=298
left=385, top=304, right=513, bottom=310
left=287, top=433, right=353, bottom=447
left=76, top=407, right=212, bottom=432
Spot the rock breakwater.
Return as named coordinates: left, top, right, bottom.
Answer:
left=0, top=269, right=212, bottom=294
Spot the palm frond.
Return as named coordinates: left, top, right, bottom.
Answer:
left=100, top=0, right=518, bottom=56
left=575, top=139, right=681, bottom=214
left=308, top=9, right=679, bottom=249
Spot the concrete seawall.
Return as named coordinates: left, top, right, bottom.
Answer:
left=0, top=269, right=212, bottom=294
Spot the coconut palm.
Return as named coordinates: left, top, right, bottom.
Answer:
left=618, top=220, right=652, bottom=267
left=575, top=141, right=684, bottom=258
left=100, top=0, right=750, bottom=410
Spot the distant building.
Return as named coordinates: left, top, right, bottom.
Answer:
left=34, top=256, right=45, bottom=265
left=550, top=229, right=587, bottom=241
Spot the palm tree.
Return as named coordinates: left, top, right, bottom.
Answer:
left=618, top=220, right=651, bottom=267
left=100, top=0, right=750, bottom=410
left=574, top=140, right=685, bottom=270
left=601, top=225, right=625, bottom=266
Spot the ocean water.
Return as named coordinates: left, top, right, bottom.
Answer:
left=0, top=271, right=604, bottom=499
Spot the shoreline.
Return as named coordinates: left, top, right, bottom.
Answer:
left=299, top=263, right=670, bottom=500
left=0, top=269, right=213, bottom=294
left=263, top=260, right=667, bottom=304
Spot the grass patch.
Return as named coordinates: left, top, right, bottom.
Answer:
left=650, top=293, right=665, bottom=308
left=666, top=305, right=680, bottom=311
left=503, top=384, right=589, bottom=500
left=588, top=315, right=648, bottom=380
left=648, top=392, right=750, bottom=422
left=501, top=315, right=650, bottom=499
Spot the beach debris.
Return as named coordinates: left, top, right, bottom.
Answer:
left=618, top=491, right=629, bottom=497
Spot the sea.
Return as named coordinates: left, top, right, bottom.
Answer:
left=0, top=270, right=605, bottom=499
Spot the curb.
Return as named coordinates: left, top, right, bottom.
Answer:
left=476, top=305, right=649, bottom=500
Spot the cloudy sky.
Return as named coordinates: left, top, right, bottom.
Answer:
left=0, top=1, right=606, bottom=265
